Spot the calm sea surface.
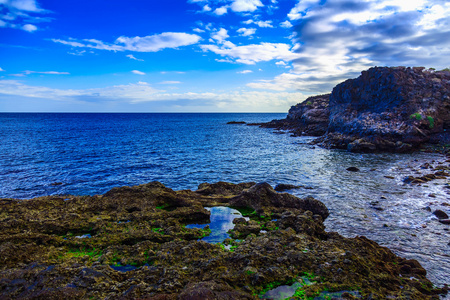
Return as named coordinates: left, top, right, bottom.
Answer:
left=0, top=113, right=449, bottom=286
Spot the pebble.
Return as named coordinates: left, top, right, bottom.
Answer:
left=438, top=219, right=450, bottom=225
left=433, top=210, right=449, bottom=219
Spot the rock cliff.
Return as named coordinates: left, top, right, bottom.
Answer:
left=249, top=94, right=330, bottom=137
left=258, top=67, right=450, bottom=152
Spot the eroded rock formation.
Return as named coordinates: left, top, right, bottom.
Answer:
left=0, top=182, right=447, bottom=299
left=257, top=67, right=450, bottom=153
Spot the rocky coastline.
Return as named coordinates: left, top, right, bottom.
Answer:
left=0, top=181, right=448, bottom=299
left=252, top=67, right=450, bottom=153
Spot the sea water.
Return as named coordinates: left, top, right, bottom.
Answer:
left=0, top=113, right=448, bottom=286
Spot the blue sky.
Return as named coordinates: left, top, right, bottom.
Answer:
left=0, top=0, right=449, bottom=112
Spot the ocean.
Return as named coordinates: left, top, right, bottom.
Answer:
left=0, top=113, right=449, bottom=286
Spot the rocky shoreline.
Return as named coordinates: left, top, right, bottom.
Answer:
left=0, top=181, right=448, bottom=299
left=251, top=67, right=450, bottom=154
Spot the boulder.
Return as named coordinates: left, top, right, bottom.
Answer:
left=196, top=182, right=255, bottom=196
left=230, top=182, right=329, bottom=220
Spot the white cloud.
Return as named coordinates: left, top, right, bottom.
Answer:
left=237, top=70, right=253, bottom=74
left=4, top=0, right=42, bottom=12
left=0, top=0, right=50, bottom=32
left=21, top=23, right=37, bottom=32
left=288, top=0, right=321, bottom=20
left=159, top=81, right=182, bottom=84
left=0, top=67, right=4, bottom=71
left=255, top=20, right=273, bottom=28
left=230, top=0, right=263, bottom=12
left=280, top=20, right=293, bottom=28
left=193, top=28, right=205, bottom=33
left=160, top=71, right=186, bottom=74
left=202, top=4, right=212, bottom=12
left=0, top=80, right=162, bottom=102
left=247, top=0, right=450, bottom=94
left=52, top=32, right=202, bottom=52
left=0, top=79, right=305, bottom=112
left=275, top=61, right=286, bottom=66
left=201, top=42, right=300, bottom=64
left=237, top=27, right=257, bottom=36
left=17, top=70, right=70, bottom=75
left=132, top=70, right=146, bottom=75
left=242, top=19, right=274, bottom=28
left=213, top=6, right=228, bottom=15
left=68, top=50, right=86, bottom=56
left=211, top=28, right=229, bottom=43
left=126, top=54, right=144, bottom=61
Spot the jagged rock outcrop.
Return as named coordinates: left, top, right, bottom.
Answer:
left=321, top=66, right=450, bottom=152
left=256, top=66, right=450, bottom=152
left=230, top=182, right=329, bottom=221
left=248, top=94, right=330, bottom=137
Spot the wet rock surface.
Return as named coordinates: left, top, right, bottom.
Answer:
left=0, top=182, right=447, bottom=299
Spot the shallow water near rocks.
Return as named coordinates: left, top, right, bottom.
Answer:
left=0, top=113, right=449, bottom=286
left=186, top=206, right=249, bottom=243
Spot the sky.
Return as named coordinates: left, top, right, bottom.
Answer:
left=0, top=0, right=449, bottom=112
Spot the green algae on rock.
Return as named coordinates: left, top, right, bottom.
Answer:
left=0, top=182, right=447, bottom=299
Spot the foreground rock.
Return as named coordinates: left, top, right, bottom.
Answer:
left=256, top=67, right=450, bottom=153
left=0, top=182, right=447, bottom=299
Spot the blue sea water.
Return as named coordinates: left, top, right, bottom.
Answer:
left=0, top=113, right=287, bottom=198
left=0, top=113, right=449, bottom=286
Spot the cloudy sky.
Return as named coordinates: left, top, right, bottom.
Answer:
left=1, top=0, right=449, bottom=112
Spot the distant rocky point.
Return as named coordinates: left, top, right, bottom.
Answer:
left=257, top=67, right=450, bottom=152
left=227, top=121, right=246, bottom=124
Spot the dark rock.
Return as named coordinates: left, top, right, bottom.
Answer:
left=196, top=182, right=255, bottom=196
left=274, top=184, right=299, bottom=191
left=230, top=182, right=329, bottom=220
left=251, top=94, right=330, bottom=137
left=50, top=182, right=63, bottom=186
left=274, top=184, right=314, bottom=191
left=346, top=167, right=360, bottom=172
left=256, top=67, right=450, bottom=153
left=178, top=281, right=254, bottom=299
left=232, top=217, right=247, bottom=225
left=226, top=121, right=246, bottom=125
left=228, top=220, right=261, bottom=239
left=0, top=181, right=446, bottom=299
left=433, top=210, right=449, bottom=219
left=322, top=67, right=450, bottom=152
left=439, top=219, right=450, bottom=225
left=403, top=170, right=449, bottom=184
